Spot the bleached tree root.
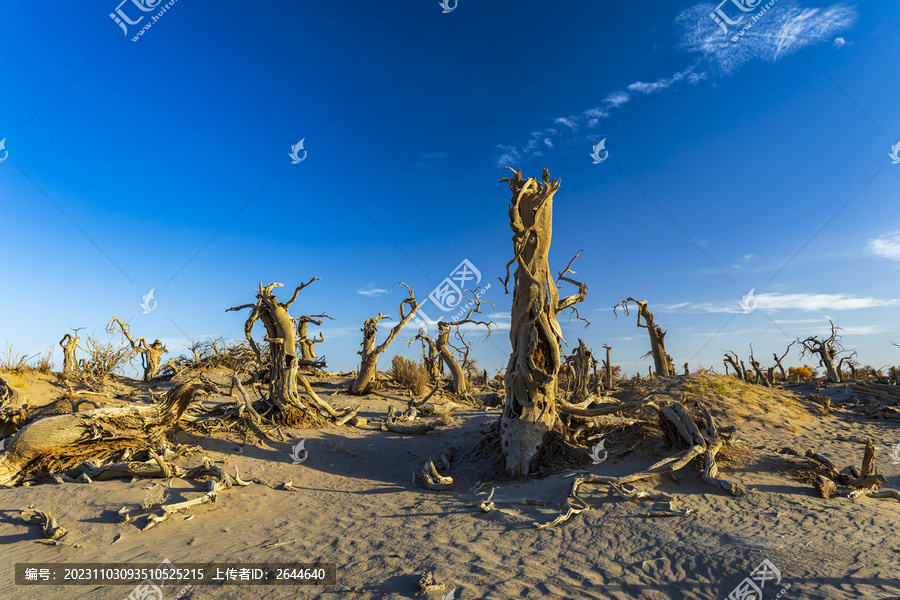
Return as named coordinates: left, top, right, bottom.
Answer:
left=382, top=406, right=436, bottom=435
left=535, top=402, right=743, bottom=528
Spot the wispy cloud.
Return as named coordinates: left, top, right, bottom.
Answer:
left=870, top=232, right=900, bottom=261
left=678, top=2, right=857, bottom=74
left=357, top=285, right=390, bottom=297
left=661, top=292, right=900, bottom=314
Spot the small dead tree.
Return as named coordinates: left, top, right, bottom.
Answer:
left=602, top=344, right=613, bottom=390
left=565, top=339, right=593, bottom=403
left=838, top=351, right=859, bottom=381
left=59, top=328, right=83, bottom=374
left=614, top=298, right=674, bottom=377
left=723, top=351, right=744, bottom=381
left=799, top=320, right=844, bottom=383
left=772, top=341, right=795, bottom=381
left=748, top=344, right=769, bottom=387
left=435, top=292, right=494, bottom=398
left=106, top=318, right=168, bottom=382
left=414, top=333, right=443, bottom=385
left=296, top=313, right=333, bottom=370
left=350, top=283, right=420, bottom=395
left=227, top=279, right=343, bottom=425
left=499, top=168, right=588, bottom=476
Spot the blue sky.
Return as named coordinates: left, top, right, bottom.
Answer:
left=1, top=1, right=898, bottom=377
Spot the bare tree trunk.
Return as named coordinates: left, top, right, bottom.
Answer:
left=350, top=284, right=420, bottom=395
left=613, top=298, right=674, bottom=377
left=602, top=344, right=613, bottom=391
left=415, top=334, right=442, bottom=384
left=227, top=279, right=339, bottom=425
left=499, top=168, right=586, bottom=476
left=106, top=318, right=168, bottom=382
left=772, top=341, right=795, bottom=381
left=567, top=340, right=593, bottom=403
left=799, top=320, right=844, bottom=384
left=296, top=313, right=332, bottom=370
left=436, top=293, right=494, bottom=397
left=748, top=345, right=769, bottom=387
left=59, top=331, right=80, bottom=375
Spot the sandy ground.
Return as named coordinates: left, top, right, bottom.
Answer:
left=1, top=371, right=899, bottom=600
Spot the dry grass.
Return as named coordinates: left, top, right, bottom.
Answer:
left=389, top=355, right=430, bottom=397
left=0, top=342, right=54, bottom=374
left=141, top=483, right=171, bottom=509
left=620, top=373, right=809, bottom=429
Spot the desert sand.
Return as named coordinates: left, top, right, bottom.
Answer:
left=1, top=368, right=899, bottom=600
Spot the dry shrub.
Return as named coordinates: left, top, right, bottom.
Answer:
left=0, top=342, right=53, bottom=374
left=390, top=355, right=429, bottom=397
left=788, top=366, right=815, bottom=380
left=142, top=483, right=170, bottom=509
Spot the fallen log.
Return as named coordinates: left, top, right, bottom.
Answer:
left=0, top=377, right=217, bottom=486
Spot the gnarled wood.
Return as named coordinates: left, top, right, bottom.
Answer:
left=106, top=318, right=168, bottom=382
left=614, top=299, right=673, bottom=377
left=0, top=377, right=217, bottom=486
left=350, top=283, right=420, bottom=395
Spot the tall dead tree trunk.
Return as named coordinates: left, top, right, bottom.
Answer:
left=227, top=279, right=341, bottom=425
left=499, top=168, right=587, bottom=476
left=799, top=320, right=844, bottom=383
left=412, top=333, right=442, bottom=385
left=296, top=313, right=332, bottom=370
left=106, top=318, right=168, bottom=382
left=602, top=344, right=613, bottom=391
left=613, top=298, right=674, bottom=377
left=350, top=284, right=420, bottom=395
left=59, top=330, right=81, bottom=374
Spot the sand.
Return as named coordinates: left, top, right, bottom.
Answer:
left=1, top=371, right=899, bottom=600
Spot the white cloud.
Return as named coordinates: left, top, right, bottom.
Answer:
left=495, top=144, right=521, bottom=168
left=554, top=117, right=578, bottom=131
left=604, top=91, right=631, bottom=108
left=870, top=232, right=900, bottom=261
left=678, top=2, right=857, bottom=74
left=660, top=292, right=900, bottom=314
left=357, top=286, right=390, bottom=297
left=833, top=36, right=846, bottom=47
left=543, top=138, right=553, bottom=149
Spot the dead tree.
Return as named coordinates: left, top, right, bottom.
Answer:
left=295, top=313, right=333, bottom=369
left=614, top=298, right=674, bottom=376
left=799, top=320, right=844, bottom=383
left=411, top=332, right=442, bottom=385
left=748, top=344, right=769, bottom=387
left=838, top=351, right=859, bottom=381
left=499, top=168, right=588, bottom=476
left=565, top=340, right=593, bottom=403
left=723, top=351, right=744, bottom=381
left=227, top=280, right=344, bottom=425
left=602, top=344, right=613, bottom=391
left=772, top=341, right=795, bottom=381
left=58, top=328, right=83, bottom=374
left=436, top=293, right=494, bottom=398
left=106, top=318, right=168, bottom=382
left=350, top=283, right=420, bottom=395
